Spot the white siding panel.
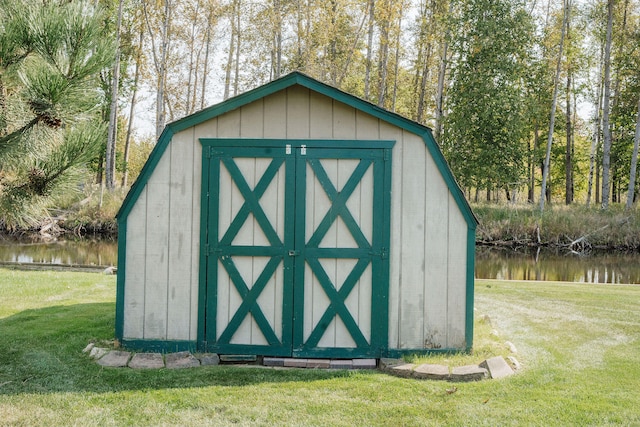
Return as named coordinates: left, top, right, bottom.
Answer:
left=194, top=117, right=218, bottom=139
left=143, top=152, right=171, bottom=339
left=218, top=109, right=241, bottom=138
left=447, top=193, right=468, bottom=348
left=310, top=91, right=333, bottom=138
left=287, top=86, right=310, bottom=138
left=355, top=110, right=379, bottom=140
left=424, top=150, right=449, bottom=348
left=379, top=121, right=403, bottom=349
left=333, top=102, right=356, bottom=139
left=398, top=132, right=426, bottom=348
left=240, top=99, right=264, bottom=138
left=264, top=91, right=287, bottom=138
left=123, top=187, right=147, bottom=338
left=166, top=130, right=194, bottom=340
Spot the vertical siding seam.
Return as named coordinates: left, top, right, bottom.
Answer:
left=142, top=187, right=148, bottom=339
left=397, top=130, right=404, bottom=347
left=165, top=141, right=173, bottom=341
left=189, top=127, right=196, bottom=340
left=445, top=194, right=451, bottom=347
left=422, top=143, right=428, bottom=347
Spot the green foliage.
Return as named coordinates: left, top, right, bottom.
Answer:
left=0, top=0, right=115, bottom=229
left=444, top=0, right=534, bottom=192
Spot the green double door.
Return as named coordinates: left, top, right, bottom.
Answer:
left=200, top=139, right=392, bottom=358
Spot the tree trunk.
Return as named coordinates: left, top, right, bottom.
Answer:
left=540, top=0, right=569, bottom=212
left=121, top=27, right=144, bottom=189
left=626, top=97, right=640, bottom=209
left=106, top=0, right=124, bottom=190
left=587, top=45, right=604, bottom=207
left=364, top=0, right=375, bottom=101
left=377, top=0, right=390, bottom=107
left=223, top=0, right=237, bottom=100
left=565, top=61, right=572, bottom=204
left=601, top=0, right=614, bottom=209
left=434, top=1, right=452, bottom=142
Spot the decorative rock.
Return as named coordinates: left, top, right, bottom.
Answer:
left=165, top=351, right=200, bottom=369
left=263, top=357, right=285, bottom=367
left=450, top=365, right=488, bottom=382
left=379, top=358, right=404, bottom=371
left=199, top=353, right=220, bottom=366
left=413, top=364, right=450, bottom=380
left=129, top=353, right=164, bottom=369
left=507, top=356, right=522, bottom=371
left=89, top=347, right=108, bottom=360
left=284, top=358, right=308, bottom=368
left=330, top=359, right=353, bottom=369
left=480, top=356, right=514, bottom=379
left=389, top=363, right=416, bottom=378
left=352, top=359, right=377, bottom=369
left=82, top=343, right=95, bottom=353
left=306, top=359, right=331, bottom=369
left=103, top=266, right=117, bottom=275
left=97, top=350, right=131, bottom=368
left=505, top=341, right=518, bottom=354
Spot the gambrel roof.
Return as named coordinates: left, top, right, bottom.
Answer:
left=117, top=71, right=477, bottom=229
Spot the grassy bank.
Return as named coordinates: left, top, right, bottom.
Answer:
left=1, top=269, right=639, bottom=425
left=474, top=203, right=640, bottom=250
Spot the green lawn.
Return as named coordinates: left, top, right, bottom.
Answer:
left=1, top=268, right=639, bottom=426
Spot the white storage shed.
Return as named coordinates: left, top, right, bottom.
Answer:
left=115, top=72, right=477, bottom=358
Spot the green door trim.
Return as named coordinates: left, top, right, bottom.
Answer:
left=198, top=139, right=394, bottom=358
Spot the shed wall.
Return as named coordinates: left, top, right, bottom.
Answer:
left=122, top=85, right=468, bottom=350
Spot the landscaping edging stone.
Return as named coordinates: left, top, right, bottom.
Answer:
left=84, top=343, right=517, bottom=382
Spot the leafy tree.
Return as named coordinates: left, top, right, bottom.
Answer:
left=0, top=0, right=114, bottom=227
left=443, top=0, right=534, bottom=198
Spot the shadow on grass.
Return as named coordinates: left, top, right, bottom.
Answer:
left=0, top=303, right=360, bottom=396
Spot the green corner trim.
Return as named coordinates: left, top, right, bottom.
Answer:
left=466, top=227, right=476, bottom=352
left=120, top=339, right=197, bottom=353
left=115, top=218, right=126, bottom=342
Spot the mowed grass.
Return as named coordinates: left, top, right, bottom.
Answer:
left=1, top=269, right=639, bottom=426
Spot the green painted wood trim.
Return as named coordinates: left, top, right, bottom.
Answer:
left=197, top=144, right=211, bottom=351
left=465, top=227, right=476, bottom=352
left=200, top=138, right=395, bottom=149
left=371, top=148, right=393, bottom=354
left=120, top=339, right=197, bottom=353
left=115, top=218, right=127, bottom=342
left=291, top=150, right=307, bottom=352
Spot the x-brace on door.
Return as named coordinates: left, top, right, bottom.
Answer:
left=199, top=139, right=393, bottom=358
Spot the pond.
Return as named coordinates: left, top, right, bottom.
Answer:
left=476, top=246, right=640, bottom=284
left=1, top=237, right=639, bottom=284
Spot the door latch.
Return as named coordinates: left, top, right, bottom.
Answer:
left=288, top=250, right=300, bottom=257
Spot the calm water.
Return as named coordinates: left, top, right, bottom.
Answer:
left=1, top=238, right=639, bottom=284
left=476, top=246, right=640, bottom=284
left=0, top=238, right=117, bottom=266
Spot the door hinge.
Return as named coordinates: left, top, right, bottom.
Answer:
left=205, top=245, right=222, bottom=256
left=383, top=149, right=390, bottom=161
left=300, top=144, right=307, bottom=155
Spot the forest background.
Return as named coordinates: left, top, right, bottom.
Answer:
left=1, top=0, right=640, bottom=234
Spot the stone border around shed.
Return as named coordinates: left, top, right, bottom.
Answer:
left=84, top=343, right=519, bottom=381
